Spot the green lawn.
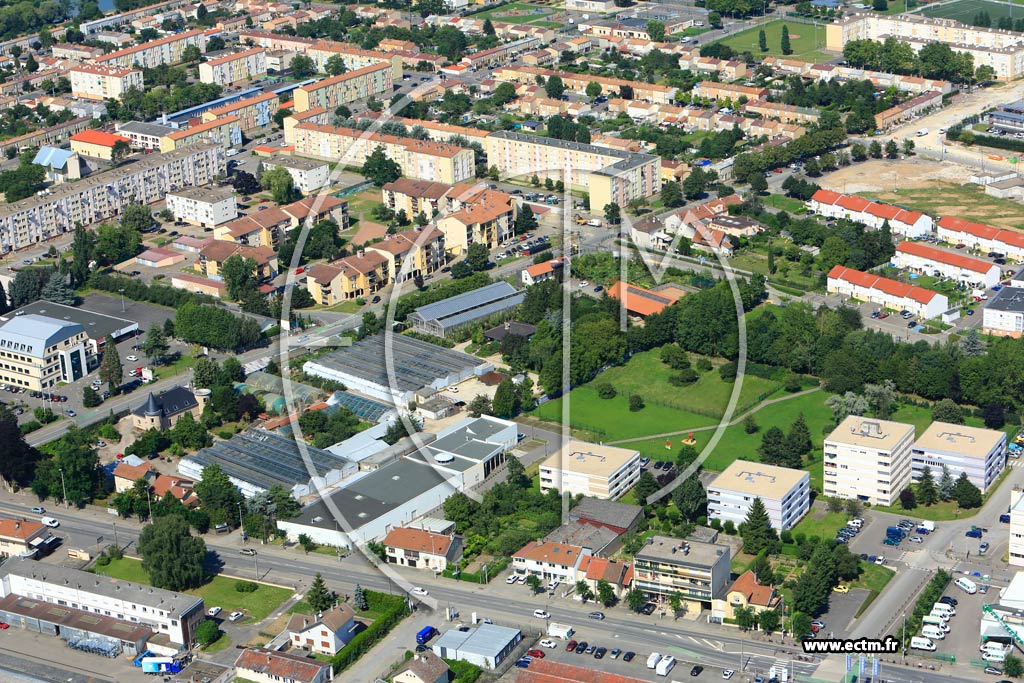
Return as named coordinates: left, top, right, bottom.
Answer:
left=94, top=557, right=292, bottom=623
left=862, top=182, right=1024, bottom=232
left=151, top=353, right=198, bottom=381
left=792, top=509, right=849, bottom=541
left=201, top=632, right=233, bottom=654
left=919, top=0, right=1024, bottom=22
left=763, top=194, right=808, bottom=214
left=714, top=20, right=833, bottom=63
left=471, top=2, right=553, bottom=19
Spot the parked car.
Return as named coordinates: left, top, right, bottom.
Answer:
left=575, top=642, right=588, bottom=654
left=239, top=548, right=257, bottom=556
left=539, top=639, right=557, bottom=648
left=909, top=536, right=923, bottom=543
left=594, top=647, right=607, bottom=659
left=527, top=649, right=545, bottom=659
left=207, top=606, right=222, bottom=617
left=967, top=528, right=983, bottom=539
left=610, top=648, right=621, bottom=659
left=228, top=611, right=244, bottom=622
left=565, top=640, right=578, bottom=652
left=623, top=652, right=635, bottom=662
left=691, top=666, right=704, bottom=677
left=534, top=610, right=550, bottom=619
left=939, top=596, right=958, bottom=606
left=31, top=507, right=44, bottom=514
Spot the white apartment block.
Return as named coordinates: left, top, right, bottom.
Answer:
left=984, top=287, right=1024, bottom=338
left=69, top=64, right=143, bottom=101
left=827, top=265, right=949, bottom=319
left=198, top=47, right=267, bottom=86
left=1009, top=488, right=1024, bottom=567
left=0, top=143, right=224, bottom=252
left=115, top=120, right=178, bottom=150
left=826, top=14, right=1024, bottom=80
left=823, top=416, right=915, bottom=507
left=707, top=460, right=810, bottom=531
left=538, top=440, right=641, bottom=500
left=911, top=422, right=1006, bottom=494
left=166, top=187, right=238, bottom=228
left=807, top=190, right=932, bottom=238
left=261, top=155, right=330, bottom=193
left=893, top=241, right=1001, bottom=288
left=92, top=28, right=207, bottom=69
left=512, top=541, right=592, bottom=584
left=0, top=557, right=205, bottom=645
left=937, top=216, right=1024, bottom=261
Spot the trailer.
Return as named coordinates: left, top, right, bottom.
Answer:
left=547, top=623, right=574, bottom=639
left=140, top=657, right=182, bottom=674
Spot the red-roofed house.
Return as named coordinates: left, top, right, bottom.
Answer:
left=827, top=265, right=948, bottom=319
left=0, top=517, right=53, bottom=558
left=580, top=557, right=632, bottom=599
left=513, top=541, right=592, bottom=584
left=937, top=216, right=1024, bottom=261
left=807, top=190, right=932, bottom=238
left=70, top=130, right=131, bottom=161
left=234, top=647, right=333, bottom=683
left=893, top=241, right=1001, bottom=288
left=712, top=570, right=781, bottom=621
left=607, top=281, right=686, bottom=317
left=382, top=527, right=462, bottom=571
left=522, top=258, right=564, bottom=286
left=516, top=660, right=651, bottom=683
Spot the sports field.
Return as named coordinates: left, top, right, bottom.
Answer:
left=713, top=20, right=833, bottom=63
left=919, top=0, right=1024, bottom=22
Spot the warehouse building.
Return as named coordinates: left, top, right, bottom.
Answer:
left=407, top=282, right=524, bottom=338
left=432, top=624, right=522, bottom=670
left=911, top=422, right=1006, bottom=494
left=303, top=333, right=492, bottom=405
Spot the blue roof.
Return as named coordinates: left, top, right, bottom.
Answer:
left=32, top=146, right=75, bottom=170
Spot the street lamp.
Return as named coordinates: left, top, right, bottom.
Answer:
left=58, top=467, right=67, bottom=508
left=119, top=288, right=125, bottom=312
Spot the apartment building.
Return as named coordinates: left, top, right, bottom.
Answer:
left=166, top=187, right=238, bottom=228
left=633, top=535, right=731, bottom=611
left=0, top=314, right=91, bottom=390
left=538, top=440, right=641, bottom=501
left=303, top=251, right=389, bottom=305
left=92, top=28, right=207, bottom=69
left=437, top=185, right=516, bottom=255
left=827, top=265, right=949, bottom=319
left=292, top=63, right=393, bottom=113
left=0, top=143, right=224, bottom=251
left=936, top=215, right=1024, bottom=261
left=707, top=460, right=810, bottom=531
left=115, top=120, right=178, bottom=150
left=215, top=209, right=290, bottom=248
left=382, top=178, right=453, bottom=217
left=911, top=422, right=1006, bottom=494
left=984, top=287, right=1024, bottom=338
left=237, top=31, right=402, bottom=77
left=0, top=557, right=205, bottom=645
left=70, top=130, right=131, bottom=161
left=357, top=114, right=491, bottom=146
left=366, top=228, right=446, bottom=282
left=761, top=57, right=952, bottom=94
left=485, top=131, right=659, bottom=211
left=823, top=416, right=915, bottom=506
left=692, top=81, right=768, bottom=103
left=69, top=64, right=143, bottom=101
left=198, top=47, right=267, bottom=86
left=1010, top=487, right=1024, bottom=567
left=382, top=527, right=461, bottom=572
left=742, top=99, right=820, bottom=125
left=826, top=14, right=1024, bottom=80
left=875, top=90, right=942, bottom=130
left=200, top=92, right=279, bottom=132
left=460, top=36, right=541, bottom=69
left=261, top=155, right=330, bottom=193
left=512, top=541, right=592, bottom=584
left=52, top=43, right=105, bottom=60
left=893, top=241, right=1001, bottom=288
left=808, top=189, right=932, bottom=238
left=198, top=241, right=278, bottom=281
left=160, top=115, right=242, bottom=152
left=292, top=123, right=474, bottom=184
left=492, top=65, right=676, bottom=105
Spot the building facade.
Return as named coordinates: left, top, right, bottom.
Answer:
left=69, top=64, right=143, bottom=101
left=382, top=527, right=461, bottom=571
left=0, top=314, right=91, bottom=391
left=512, top=541, right=591, bottom=584
left=198, top=47, right=267, bottom=86
left=633, top=535, right=731, bottom=612
left=539, top=440, right=641, bottom=500
left=707, top=460, right=810, bottom=531
left=893, top=241, right=1001, bottom=288
left=984, top=287, right=1024, bottom=338
left=911, top=422, right=1006, bottom=494
left=260, top=155, right=330, bottom=193
left=1009, top=487, right=1024, bottom=567
left=92, top=28, right=207, bottom=69
left=823, top=416, right=915, bottom=506
left=160, top=116, right=243, bottom=152
left=201, top=92, right=279, bottom=132
left=827, top=264, right=949, bottom=319
left=166, top=187, right=238, bottom=227
left=293, top=63, right=393, bottom=112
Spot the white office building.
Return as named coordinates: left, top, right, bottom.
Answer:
left=261, top=156, right=331, bottom=194
left=166, top=187, right=238, bottom=228
left=707, top=460, right=810, bottom=531
left=823, top=416, right=915, bottom=506
left=911, top=421, right=1006, bottom=494
left=539, top=440, right=641, bottom=500
left=1009, top=488, right=1024, bottom=567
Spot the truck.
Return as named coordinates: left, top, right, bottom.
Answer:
left=140, top=657, right=182, bottom=674
left=416, top=626, right=438, bottom=645
left=655, top=655, right=676, bottom=676
left=886, top=526, right=905, bottom=540
left=547, top=623, right=574, bottom=639
left=916, top=521, right=935, bottom=534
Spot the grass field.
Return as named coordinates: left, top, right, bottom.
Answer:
left=864, top=182, right=1024, bottom=231
left=95, top=557, right=292, bottom=623
left=714, top=20, right=833, bottom=63
left=793, top=509, right=849, bottom=541
left=470, top=1, right=555, bottom=24
left=918, top=0, right=1024, bottom=22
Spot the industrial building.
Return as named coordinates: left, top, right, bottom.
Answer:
left=707, top=460, right=810, bottom=531
left=432, top=624, right=522, bottom=670
left=823, top=416, right=915, bottom=507
left=302, top=333, right=492, bottom=405
left=911, top=422, right=1006, bottom=494
left=407, top=282, right=525, bottom=339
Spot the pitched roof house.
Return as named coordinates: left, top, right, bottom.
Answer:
left=234, top=647, right=333, bottom=683
left=285, top=605, right=357, bottom=656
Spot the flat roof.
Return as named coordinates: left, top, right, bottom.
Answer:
left=913, top=421, right=1005, bottom=458
left=264, top=154, right=328, bottom=171
left=987, top=287, right=1024, bottom=312
left=117, top=120, right=179, bottom=137
left=168, top=186, right=236, bottom=203
left=2, top=300, right=137, bottom=343
left=541, top=439, right=639, bottom=476
left=709, top=460, right=808, bottom=499
left=634, top=534, right=729, bottom=567
left=434, top=623, right=520, bottom=656
left=825, top=415, right=915, bottom=451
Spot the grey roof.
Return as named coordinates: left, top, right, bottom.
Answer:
left=986, top=286, right=1024, bottom=312
left=0, top=557, right=202, bottom=617
left=115, top=120, right=178, bottom=137
left=410, top=282, right=524, bottom=329
left=433, top=623, right=521, bottom=657
left=634, top=534, right=729, bottom=568
left=132, top=387, right=198, bottom=419
left=0, top=314, right=82, bottom=357
left=569, top=497, right=643, bottom=530
left=187, top=429, right=353, bottom=491
left=483, top=321, right=536, bottom=341
left=544, top=520, right=618, bottom=552
left=263, top=155, right=328, bottom=171
left=6, top=299, right=136, bottom=342
left=168, top=186, right=237, bottom=203
left=32, top=146, right=75, bottom=170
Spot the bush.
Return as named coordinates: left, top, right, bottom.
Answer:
left=596, top=382, right=617, bottom=399
left=668, top=368, right=699, bottom=386
left=628, top=394, right=645, bottom=411
left=195, top=619, right=220, bottom=646
left=723, top=520, right=736, bottom=535
left=19, top=421, right=42, bottom=435
left=95, top=554, right=110, bottom=567
left=784, top=374, right=802, bottom=393
left=719, top=362, right=737, bottom=381
left=695, top=358, right=713, bottom=372
left=780, top=530, right=793, bottom=544
left=235, top=581, right=259, bottom=593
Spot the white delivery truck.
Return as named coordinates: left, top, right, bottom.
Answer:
left=911, top=637, right=936, bottom=651
left=984, top=651, right=1007, bottom=663
left=922, top=615, right=950, bottom=631
left=547, top=623, right=574, bottom=639
left=922, top=626, right=945, bottom=640
left=647, top=653, right=662, bottom=669
left=927, top=610, right=950, bottom=623
left=655, top=655, right=676, bottom=677
left=916, top=128, right=929, bottom=137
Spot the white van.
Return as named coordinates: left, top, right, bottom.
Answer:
left=927, top=610, right=950, bottom=623
left=983, top=642, right=1009, bottom=655
left=656, top=656, right=676, bottom=677
left=984, top=651, right=1007, bottom=663
left=647, top=653, right=662, bottom=669
left=932, top=603, right=955, bottom=617
left=955, top=577, right=978, bottom=594
left=922, top=626, right=945, bottom=640
left=910, top=637, right=936, bottom=651
left=922, top=615, right=950, bottom=631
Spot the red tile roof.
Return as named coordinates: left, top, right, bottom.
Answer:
left=525, top=259, right=563, bottom=278
left=513, top=540, right=586, bottom=566
left=71, top=129, right=130, bottom=147
left=518, top=660, right=653, bottom=683
left=728, top=570, right=779, bottom=608
left=234, top=648, right=331, bottom=683
left=607, top=280, right=683, bottom=316
left=810, top=189, right=842, bottom=206
left=836, top=194, right=871, bottom=212
left=0, top=518, right=46, bottom=541
left=113, top=461, right=154, bottom=482
left=383, top=528, right=454, bottom=555
left=828, top=265, right=937, bottom=305
left=938, top=215, right=1024, bottom=249
left=896, top=241, right=996, bottom=274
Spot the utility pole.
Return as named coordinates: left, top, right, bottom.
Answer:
left=59, top=468, right=67, bottom=508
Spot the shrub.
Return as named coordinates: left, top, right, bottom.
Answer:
left=723, top=520, right=736, bottom=535
left=695, top=358, right=713, bottom=372
left=780, top=530, right=793, bottom=544
left=235, top=581, right=259, bottom=593
left=628, top=395, right=645, bottom=411
left=709, top=518, right=722, bottom=530
left=95, top=554, right=110, bottom=567
left=596, top=382, right=617, bottom=399
left=719, top=362, right=737, bottom=381
left=784, top=374, right=802, bottom=393
left=195, top=619, right=220, bottom=646
left=668, top=368, right=699, bottom=385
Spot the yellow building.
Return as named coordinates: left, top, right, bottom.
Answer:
left=198, top=47, right=267, bottom=86
left=304, top=250, right=390, bottom=304
left=493, top=65, right=676, bottom=105
left=0, top=313, right=93, bottom=391
left=381, top=178, right=453, bottom=217
left=484, top=131, right=660, bottom=211
left=292, top=63, right=393, bottom=113
left=198, top=241, right=278, bottom=281
left=292, top=123, right=475, bottom=184
left=70, top=129, right=131, bottom=161
left=92, top=28, right=207, bottom=69
left=69, top=64, right=143, bottom=101
left=237, top=30, right=403, bottom=78
left=436, top=184, right=516, bottom=255
left=711, top=570, right=782, bottom=621
left=201, top=92, right=280, bottom=132
left=366, top=228, right=446, bottom=283
left=160, top=115, right=242, bottom=152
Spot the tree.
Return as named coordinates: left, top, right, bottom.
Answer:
left=96, top=221, right=141, bottom=264
left=960, top=329, right=986, bottom=358
left=324, top=54, right=347, bottom=76
left=526, top=574, right=542, bottom=593
left=786, top=413, right=812, bottom=461
left=759, top=28, right=768, bottom=52
left=221, top=255, right=258, bottom=301
left=629, top=394, right=645, bottom=411
left=781, top=25, right=792, bottom=55
left=939, top=464, right=955, bottom=501
left=953, top=472, right=982, bottom=509
left=141, top=323, right=169, bottom=364
left=597, top=579, right=617, bottom=606
left=869, top=140, right=883, bottom=158
left=1004, top=654, right=1024, bottom=678
left=262, top=166, right=297, bottom=205
left=984, top=402, right=1006, bottom=429
left=361, top=146, right=401, bottom=186
left=137, top=515, right=206, bottom=591
left=467, top=395, right=492, bottom=417
left=194, top=464, right=244, bottom=526
left=917, top=466, right=939, bottom=506
left=585, top=81, right=602, bottom=100
left=98, top=335, right=123, bottom=392
left=633, top=471, right=659, bottom=503
left=708, top=10, right=722, bottom=27
left=735, top=605, right=756, bottom=630
left=232, top=170, right=260, bottom=195
left=195, top=619, right=220, bottom=646
left=353, top=583, right=368, bottom=610
left=290, top=54, right=315, bottom=78
left=0, top=405, right=39, bottom=488
left=759, top=608, right=780, bottom=634
left=758, top=426, right=788, bottom=466
left=741, top=498, right=780, bottom=555
left=751, top=551, right=773, bottom=585
left=672, top=475, right=707, bottom=522
left=750, top=174, right=768, bottom=195
left=625, top=587, right=647, bottom=612
left=307, top=573, right=333, bottom=612
left=884, top=140, right=899, bottom=158
left=899, top=487, right=917, bottom=510
left=873, top=0, right=887, bottom=9
left=932, top=398, right=964, bottom=424
left=492, top=378, right=518, bottom=418
left=646, top=20, right=666, bottom=42
left=83, top=386, right=102, bottom=408
left=41, top=275, right=76, bottom=305
left=111, top=139, right=131, bottom=165
left=575, top=580, right=594, bottom=602
left=483, top=17, right=496, bottom=35
left=545, top=74, right=565, bottom=99
left=515, top=204, right=538, bottom=235
left=791, top=612, right=812, bottom=639
left=604, top=202, right=621, bottom=225
left=661, top=180, right=684, bottom=208
left=69, top=223, right=94, bottom=288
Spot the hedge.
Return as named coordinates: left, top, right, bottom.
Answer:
left=441, top=556, right=510, bottom=583
left=895, top=569, right=951, bottom=647
left=332, top=590, right=409, bottom=672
